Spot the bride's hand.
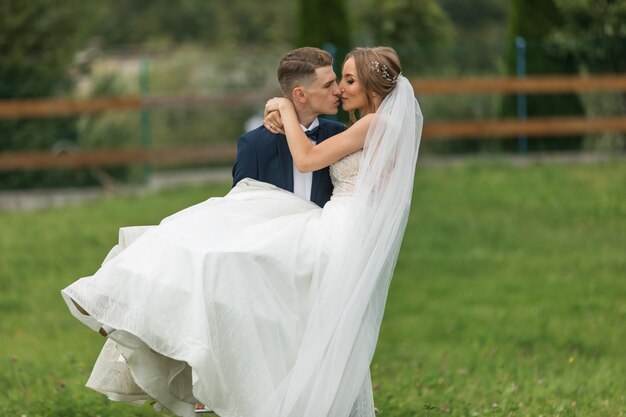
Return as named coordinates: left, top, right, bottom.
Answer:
left=264, top=111, right=285, bottom=135
left=264, top=97, right=291, bottom=118
left=264, top=97, right=291, bottom=134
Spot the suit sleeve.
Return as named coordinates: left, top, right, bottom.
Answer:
left=232, top=135, right=259, bottom=187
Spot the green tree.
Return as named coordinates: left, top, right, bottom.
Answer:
left=553, top=0, right=626, bottom=112
left=94, top=0, right=295, bottom=48
left=296, top=0, right=351, bottom=68
left=502, top=0, right=585, bottom=151
left=295, top=0, right=351, bottom=123
left=0, top=0, right=97, bottom=188
left=92, top=1, right=218, bottom=46
left=438, top=0, right=510, bottom=73
left=359, top=0, right=454, bottom=75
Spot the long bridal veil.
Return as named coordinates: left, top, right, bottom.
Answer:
left=256, top=76, right=423, bottom=417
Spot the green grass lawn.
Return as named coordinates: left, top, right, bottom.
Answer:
left=1, top=160, right=624, bottom=417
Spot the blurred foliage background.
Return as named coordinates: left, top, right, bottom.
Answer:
left=1, top=3, right=624, bottom=415
left=0, top=0, right=625, bottom=189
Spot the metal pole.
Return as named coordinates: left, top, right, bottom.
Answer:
left=139, top=59, right=152, bottom=182
left=516, top=36, right=527, bottom=153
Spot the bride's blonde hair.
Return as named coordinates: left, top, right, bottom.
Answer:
left=343, top=46, right=402, bottom=124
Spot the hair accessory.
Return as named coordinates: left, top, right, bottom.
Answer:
left=370, top=60, right=400, bottom=84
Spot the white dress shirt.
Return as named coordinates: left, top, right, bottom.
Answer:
left=293, top=118, right=319, bottom=201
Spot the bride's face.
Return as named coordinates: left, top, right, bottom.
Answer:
left=339, top=57, right=368, bottom=114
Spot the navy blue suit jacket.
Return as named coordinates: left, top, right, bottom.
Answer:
left=232, top=118, right=346, bottom=208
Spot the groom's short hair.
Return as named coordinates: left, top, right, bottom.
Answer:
left=277, top=47, right=333, bottom=97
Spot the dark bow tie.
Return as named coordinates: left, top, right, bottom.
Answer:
left=305, top=126, right=320, bottom=142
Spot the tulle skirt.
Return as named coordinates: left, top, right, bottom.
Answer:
left=61, top=178, right=373, bottom=417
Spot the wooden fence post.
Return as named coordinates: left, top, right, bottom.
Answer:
left=516, top=36, right=528, bottom=153
left=140, top=59, right=152, bottom=182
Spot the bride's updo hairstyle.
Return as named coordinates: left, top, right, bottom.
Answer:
left=344, top=46, right=402, bottom=122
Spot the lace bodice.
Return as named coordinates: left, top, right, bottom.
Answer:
left=330, top=150, right=362, bottom=196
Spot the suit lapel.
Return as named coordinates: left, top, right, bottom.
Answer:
left=276, top=135, right=294, bottom=192
left=310, top=171, right=322, bottom=203
left=310, top=122, right=329, bottom=203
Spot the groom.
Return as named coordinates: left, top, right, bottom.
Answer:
left=232, top=47, right=346, bottom=207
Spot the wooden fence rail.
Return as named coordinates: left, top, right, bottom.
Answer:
left=411, top=74, right=626, bottom=94
left=1, top=74, right=625, bottom=172
left=0, top=145, right=236, bottom=172
left=424, top=116, right=626, bottom=140
left=0, top=91, right=279, bottom=119
left=2, top=116, right=625, bottom=172
left=3, top=75, right=626, bottom=119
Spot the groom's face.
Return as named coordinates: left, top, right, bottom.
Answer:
left=302, top=66, right=342, bottom=115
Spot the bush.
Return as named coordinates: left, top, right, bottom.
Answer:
left=0, top=0, right=98, bottom=189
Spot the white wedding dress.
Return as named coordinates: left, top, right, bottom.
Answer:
left=62, top=152, right=374, bottom=417
left=62, top=76, right=422, bottom=417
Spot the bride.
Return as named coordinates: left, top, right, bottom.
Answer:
left=61, top=46, right=423, bottom=417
